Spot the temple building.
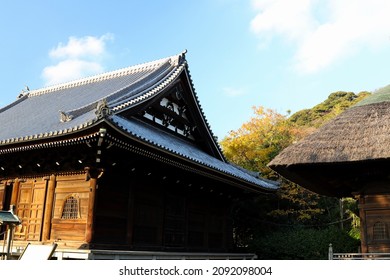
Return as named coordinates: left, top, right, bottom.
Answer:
left=269, top=85, right=390, bottom=253
left=0, top=51, right=277, bottom=259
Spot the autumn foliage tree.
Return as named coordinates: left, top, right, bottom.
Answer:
left=221, top=106, right=294, bottom=178
left=221, top=106, right=321, bottom=225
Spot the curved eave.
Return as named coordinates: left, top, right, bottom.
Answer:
left=0, top=121, right=102, bottom=155
left=104, top=116, right=278, bottom=194
left=0, top=118, right=100, bottom=148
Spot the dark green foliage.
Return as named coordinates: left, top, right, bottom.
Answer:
left=252, top=227, right=360, bottom=260
left=231, top=192, right=360, bottom=259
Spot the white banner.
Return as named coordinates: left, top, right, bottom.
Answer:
left=0, top=260, right=388, bottom=279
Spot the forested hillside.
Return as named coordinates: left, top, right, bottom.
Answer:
left=289, top=91, right=370, bottom=127
left=220, top=90, right=371, bottom=259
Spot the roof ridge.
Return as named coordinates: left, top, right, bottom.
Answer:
left=61, top=59, right=176, bottom=121
left=27, top=51, right=187, bottom=97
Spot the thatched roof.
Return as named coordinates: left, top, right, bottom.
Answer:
left=269, top=85, right=390, bottom=166
left=268, top=84, right=390, bottom=197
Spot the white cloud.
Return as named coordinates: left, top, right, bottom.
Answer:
left=250, top=0, right=390, bottom=74
left=42, top=34, right=113, bottom=86
left=250, top=0, right=316, bottom=43
left=49, top=34, right=113, bottom=59
left=42, top=59, right=104, bottom=86
left=223, top=86, right=247, bottom=97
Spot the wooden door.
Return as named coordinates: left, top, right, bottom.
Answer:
left=14, top=180, right=47, bottom=241
left=27, top=181, right=46, bottom=240
left=14, top=182, right=32, bottom=240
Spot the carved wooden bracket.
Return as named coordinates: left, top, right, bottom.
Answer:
left=84, top=167, right=105, bottom=181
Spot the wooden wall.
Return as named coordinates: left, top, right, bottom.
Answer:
left=359, top=194, right=390, bottom=253
left=2, top=167, right=235, bottom=252
left=1, top=173, right=92, bottom=248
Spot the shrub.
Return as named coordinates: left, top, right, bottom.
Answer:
left=251, top=226, right=360, bottom=260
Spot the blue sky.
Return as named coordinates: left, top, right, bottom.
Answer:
left=1, top=0, right=390, bottom=139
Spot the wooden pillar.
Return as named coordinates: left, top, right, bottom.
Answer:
left=357, top=195, right=368, bottom=253
left=10, top=179, right=21, bottom=207
left=0, top=181, right=7, bottom=210
left=126, top=184, right=135, bottom=246
left=42, top=175, right=56, bottom=242
left=85, top=168, right=99, bottom=243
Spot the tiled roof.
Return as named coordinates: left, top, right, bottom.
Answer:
left=0, top=52, right=186, bottom=144
left=108, top=115, right=278, bottom=191
left=0, top=51, right=277, bottom=191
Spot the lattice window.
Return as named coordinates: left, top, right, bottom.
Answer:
left=61, top=196, right=79, bottom=219
left=373, top=222, right=387, bottom=240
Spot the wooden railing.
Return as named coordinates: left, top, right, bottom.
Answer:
left=53, top=249, right=258, bottom=260
left=328, top=243, right=390, bottom=260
